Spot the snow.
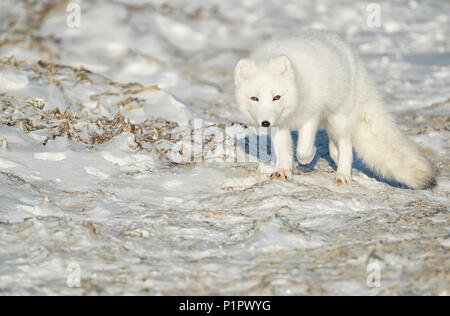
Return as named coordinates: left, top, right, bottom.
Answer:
left=0, top=71, right=29, bottom=91
left=0, top=0, right=449, bottom=295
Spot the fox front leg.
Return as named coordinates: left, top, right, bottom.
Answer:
left=329, top=138, right=339, bottom=165
left=271, top=128, right=293, bottom=181
left=334, top=136, right=353, bottom=185
left=297, top=117, right=319, bottom=165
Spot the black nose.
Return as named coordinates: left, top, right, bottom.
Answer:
left=261, top=121, right=270, bottom=127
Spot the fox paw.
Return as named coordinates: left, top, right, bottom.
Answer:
left=334, top=173, right=351, bottom=185
left=297, top=146, right=317, bottom=165
left=271, top=169, right=292, bottom=182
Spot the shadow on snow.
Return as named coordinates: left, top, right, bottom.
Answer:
left=242, top=129, right=409, bottom=189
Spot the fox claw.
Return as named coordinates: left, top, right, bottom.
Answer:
left=334, top=173, right=351, bottom=185
left=271, top=169, right=291, bottom=182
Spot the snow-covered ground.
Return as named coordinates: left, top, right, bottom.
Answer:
left=0, top=0, right=449, bottom=295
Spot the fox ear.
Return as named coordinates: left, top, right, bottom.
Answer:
left=269, top=56, right=295, bottom=79
left=235, top=59, right=257, bottom=85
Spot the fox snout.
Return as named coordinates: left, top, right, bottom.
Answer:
left=258, top=109, right=276, bottom=127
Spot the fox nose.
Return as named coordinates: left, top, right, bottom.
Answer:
left=261, top=121, right=271, bottom=128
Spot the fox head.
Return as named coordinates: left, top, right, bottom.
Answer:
left=234, top=55, right=298, bottom=128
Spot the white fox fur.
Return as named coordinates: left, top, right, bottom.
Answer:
left=234, top=30, right=436, bottom=189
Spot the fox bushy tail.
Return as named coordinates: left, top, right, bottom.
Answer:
left=352, top=95, right=436, bottom=189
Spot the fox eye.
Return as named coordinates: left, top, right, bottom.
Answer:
left=273, top=95, right=281, bottom=101
left=250, top=97, right=259, bottom=102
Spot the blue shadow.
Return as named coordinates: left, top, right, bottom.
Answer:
left=242, top=129, right=411, bottom=189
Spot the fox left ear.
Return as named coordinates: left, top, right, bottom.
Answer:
left=269, top=56, right=295, bottom=79
left=234, top=59, right=258, bottom=85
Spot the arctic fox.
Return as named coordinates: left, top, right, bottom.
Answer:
left=234, top=30, right=436, bottom=189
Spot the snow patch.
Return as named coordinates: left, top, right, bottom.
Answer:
left=0, top=70, right=29, bottom=91
left=34, top=152, right=67, bottom=162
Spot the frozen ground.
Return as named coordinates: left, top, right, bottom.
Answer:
left=0, top=0, right=449, bottom=295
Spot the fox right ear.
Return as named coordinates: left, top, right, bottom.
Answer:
left=269, top=56, right=295, bottom=79
left=234, top=59, right=257, bottom=85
